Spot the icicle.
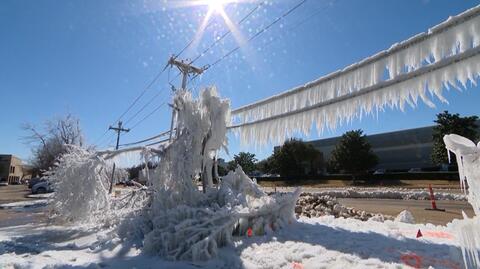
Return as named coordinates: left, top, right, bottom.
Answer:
left=233, top=49, right=480, bottom=145
left=444, top=134, right=480, bottom=268
left=231, top=5, right=480, bottom=145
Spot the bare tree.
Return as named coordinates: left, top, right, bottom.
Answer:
left=23, top=113, right=84, bottom=175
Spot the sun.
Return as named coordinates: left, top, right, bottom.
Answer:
left=205, top=0, right=227, bottom=13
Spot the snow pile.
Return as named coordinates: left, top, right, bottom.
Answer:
left=48, top=146, right=112, bottom=223
left=298, top=188, right=465, bottom=201
left=395, top=210, right=415, bottom=224
left=444, top=134, right=480, bottom=267
left=115, top=88, right=299, bottom=261
left=294, top=193, right=391, bottom=221
left=0, top=216, right=466, bottom=269
left=231, top=5, right=480, bottom=144
left=0, top=200, right=48, bottom=210
left=368, top=214, right=385, bottom=222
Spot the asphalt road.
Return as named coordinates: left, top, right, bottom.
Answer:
left=339, top=198, right=474, bottom=225
left=0, top=184, right=33, bottom=203
left=0, top=185, right=46, bottom=228
left=0, top=185, right=474, bottom=227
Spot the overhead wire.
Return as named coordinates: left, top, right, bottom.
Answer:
left=119, top=129, right=172, bottom=147
left=189, top=0, right=267, bottom=65
left=190, top=0, right=308, bottom=82
left=100, top=0, right=308, bottom=150
left=128, top=102, right=167, bottom=131
left=95, top=8, right=218, bottom=147
left=168, top=1, right=267, bottom=86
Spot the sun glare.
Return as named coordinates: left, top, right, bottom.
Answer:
left=171, top=0, right=247, bottom=56
left=206, top=0, right=226, bottom=13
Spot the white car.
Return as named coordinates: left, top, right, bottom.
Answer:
left=373, top=169, right=386, bottom=175
left=32, top=181, right=53, bottom=194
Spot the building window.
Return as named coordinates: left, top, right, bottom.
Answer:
left=10, top=166, right=15, bottom=173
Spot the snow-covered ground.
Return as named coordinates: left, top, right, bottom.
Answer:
left=0, top=186, right=469, bottom=268
left=0, top=216, right=465, bottom=269
left=0, top=199, right=48, bottom=210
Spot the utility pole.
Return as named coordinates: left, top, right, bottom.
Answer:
left=167, top=56, right=204, bottom=141
left=167, top=56, right=210, bottom=192
left=108, top=121, right=130, bottom=194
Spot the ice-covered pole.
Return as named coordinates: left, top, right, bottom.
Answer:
left=444, top=134, right=480, bottom=267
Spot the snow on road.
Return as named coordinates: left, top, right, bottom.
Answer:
left=0, top=199, right=48, bottom=210
left=0, top=216, right=464, bottom=269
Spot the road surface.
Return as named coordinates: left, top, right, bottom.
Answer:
left=0, top=185, right=46, bottom=228
left=339, top=198, right=474, bottom=225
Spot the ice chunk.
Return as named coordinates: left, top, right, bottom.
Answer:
left=394, top=210, right=415, bottom=224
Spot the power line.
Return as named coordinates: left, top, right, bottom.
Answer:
left=94, top=64, right=169, bottom=147
left=123, top=89, right=168, bottom=127
left=194, top=0, right=308, bottom=78
left=189, top=1, right=267, bottom=65
left=96, top=10, right=219, bottom=145
left=119, top=129, right=172, bottom=147
left=99, top=0, right=306, bottom=149
left=187, top=0, right=327, bottom=86
left=145, top=138, right=169, bottom=147
left=114, top=64, right=169, bottom=125
left=168, top=1, right=267, bottom=87
left=114, top=15, right=222, bottom=130
left=229, top=45, right=480, bottom=129
left=248, top=0, right=339, bottom=58
left=175, top=18, right=218, bottom=59
left=128, top=102, right=167, bottom=131
left=93, top=129, right=110, bottom=146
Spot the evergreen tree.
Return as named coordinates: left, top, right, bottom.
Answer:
left=432, top=111, right=478, bottom=165
left=265, top=139, right=323, bottom=177
left=227, top=152, right=257, bottom=175
left=329, top=130, right=378, bottom=182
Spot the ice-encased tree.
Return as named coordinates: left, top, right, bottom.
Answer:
left=48, top=145, right=111, bottom=223
left=116, top=87, right=300, bottom=261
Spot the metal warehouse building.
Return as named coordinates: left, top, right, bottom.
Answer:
left=307, top=126, right=438, bottom=170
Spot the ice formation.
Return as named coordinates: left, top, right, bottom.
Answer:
left=394, top=210, right=415, bottom=224
left=49, top=87, right=299, bottom=261
left=444, top=134, right=480, bottom=213
left=49, top=146, right=112, bottom=223
left=231, top=5, right=480, bottom=145
left=119, top=88, right=299, bottom=261
left=444, top=134, right=480, bottom=267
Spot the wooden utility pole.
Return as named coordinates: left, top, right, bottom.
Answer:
left=167, top=56, right=204, bottom=141
left=108, top=121, right=130, bottom=194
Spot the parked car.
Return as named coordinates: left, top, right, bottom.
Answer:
left=0, top=179, right=8, bottom=186
left=28, top=178, right=46, bottom=189
left=408, top=168, right=422, bottom=173
left=373, top=169, right=386, bottom=175
left=31, top=181, right=53, bottom=194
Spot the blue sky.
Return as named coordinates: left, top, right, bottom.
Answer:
left=1, top=0, right=479, bottom=163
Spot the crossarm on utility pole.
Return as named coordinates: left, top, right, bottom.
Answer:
left=167, top=56, right=205, bottom=141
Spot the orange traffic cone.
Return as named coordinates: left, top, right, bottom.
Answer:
left=416, top=229, right=423, bottom=238
left=425, top=184, right=445, bottom=211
